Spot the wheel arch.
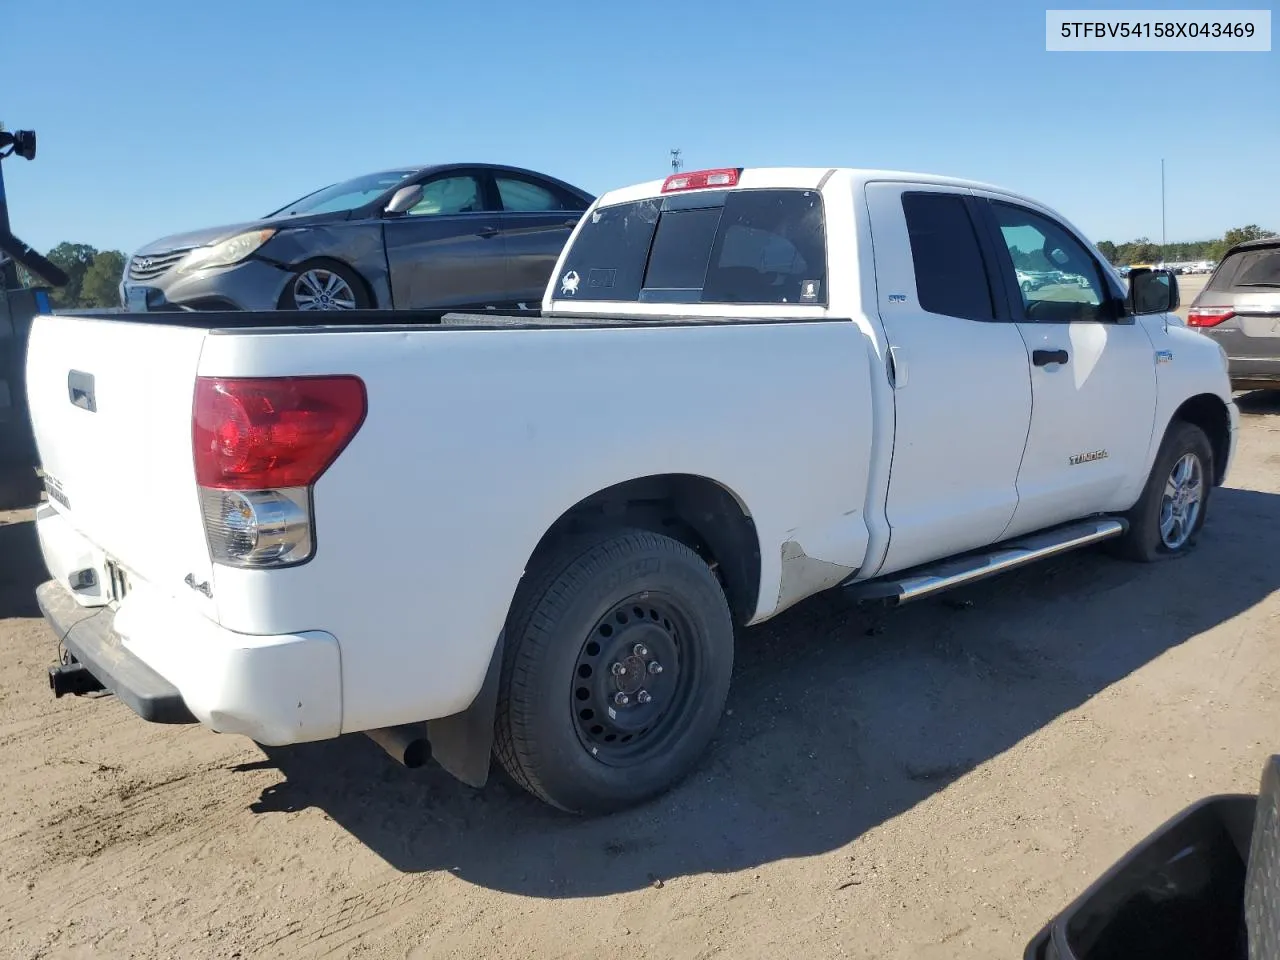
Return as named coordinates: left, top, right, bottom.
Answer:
left=1170, top=392, right=1232, bottom=485
left=426, top=473, right=760, bottom=790
left=522, top=473, right=762, bottom=627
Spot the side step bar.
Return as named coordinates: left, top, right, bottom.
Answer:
left=844, top=517, right=1126, bottom=606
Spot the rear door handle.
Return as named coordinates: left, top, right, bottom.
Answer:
left=1032, top=348, right=1069, bottom=367
left=477, top=225, right=500, bottom=239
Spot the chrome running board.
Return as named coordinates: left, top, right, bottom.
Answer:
left=843, top=517, right=1126, bottom=606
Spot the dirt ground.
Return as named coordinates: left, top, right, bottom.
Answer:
left=1, top=387, right=1277, bottom=960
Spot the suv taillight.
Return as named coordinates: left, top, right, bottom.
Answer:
left=1187, top=307, right=1235, bottom=327
left=193, top=376, right=367, bottom=568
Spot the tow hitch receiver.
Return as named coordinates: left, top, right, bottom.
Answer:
left=48, top=660, right=105, bottom=698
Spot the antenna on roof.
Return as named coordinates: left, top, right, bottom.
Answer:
left=670, top=148, right=683, bottom=174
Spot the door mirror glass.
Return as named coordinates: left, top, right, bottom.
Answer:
left=1128, top=268, right=1180, bottom=315
left=384, top=184, right=424, bottom=216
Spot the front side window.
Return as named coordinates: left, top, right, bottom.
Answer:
left=407, top=175, right=485, bottom=217
left=991, top=202, right=1106, bottom=322
left=901, top=191, right=995, bottom=321
left=555, top=189, right=827, bottom=305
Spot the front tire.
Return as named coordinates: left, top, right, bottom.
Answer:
left=494, top=528, right=735, bottom=814
left=1112, top=420, right=1213, bottom=562
left=279, top=260, right=370, bottom=311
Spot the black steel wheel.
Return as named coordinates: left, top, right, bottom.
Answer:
left=494, top=527, right=735, bottom=814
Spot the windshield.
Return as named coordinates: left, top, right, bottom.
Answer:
left=265, top=169, right=419, bottom=218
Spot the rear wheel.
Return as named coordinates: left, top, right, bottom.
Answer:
left=280, top=260, right=370, bottom=311
left=1112, top=420, right=1213, bottom=562
left=494, top=528, right=734, bottom=814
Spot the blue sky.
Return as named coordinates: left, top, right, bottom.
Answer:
left=6, top=0, right=1277, bottom=255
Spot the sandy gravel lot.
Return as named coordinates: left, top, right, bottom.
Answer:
left=1, top=383, right=1276, bottom=960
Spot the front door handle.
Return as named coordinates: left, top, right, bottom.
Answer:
left=1032, top=348, right=1069, bottom=367
left=477, top=225, right=500, bottom=239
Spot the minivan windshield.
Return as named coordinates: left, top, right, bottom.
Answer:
left=265, top=169, right=419, bottom=218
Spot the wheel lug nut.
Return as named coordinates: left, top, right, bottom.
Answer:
left=614, top=692, right=631, bottom=706
left=611, top=663, right=626, bottom=677
left=637, top=690, right=652, bottom=704
left=633, top=644, right=649, bottom=657
left=648, top=662, right=663, bottom=675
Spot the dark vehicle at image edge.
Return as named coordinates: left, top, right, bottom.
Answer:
left=1188, top=235, right=1280, bottom=392
left=119, top=163, right=594, bottom=313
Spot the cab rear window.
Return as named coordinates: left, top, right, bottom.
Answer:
left=556, top=189, right=827, bottom=305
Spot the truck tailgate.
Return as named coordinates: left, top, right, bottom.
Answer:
left=26, top=314, right=214, bottom=606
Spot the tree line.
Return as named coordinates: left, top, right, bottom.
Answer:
left=1097, top=224, right=1276, bottom=267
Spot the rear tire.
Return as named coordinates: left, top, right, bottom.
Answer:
left=494, top=528, right=734, bottom=815
left=1111, top=420, right=1213, bottom=562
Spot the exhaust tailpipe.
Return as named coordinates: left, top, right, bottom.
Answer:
left=366, top=723, right=431, bottom=768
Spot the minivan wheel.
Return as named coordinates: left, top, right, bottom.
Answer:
left=280, top=260, right=369, bottom=310
left=1111, top=420, right=1213, bottom=562
left=494, top=527, right=735, bottom=815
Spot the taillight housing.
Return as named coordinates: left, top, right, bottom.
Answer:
left=193, top=376, right=366, bottom=568
left=661, top=167, right=742, bottom=193
left=1187, top=307, right=1235, bottom=327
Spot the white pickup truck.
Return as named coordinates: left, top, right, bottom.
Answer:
left=26, top=166, right=1237, bottom=814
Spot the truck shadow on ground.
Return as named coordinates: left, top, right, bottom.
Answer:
left=0, top=514, right=43, bottom=619
left=245, top=485, right=1280, bottom=899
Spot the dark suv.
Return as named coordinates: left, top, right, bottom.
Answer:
left=120, top=163, right=594, bottom=314
left=1188, top=236, right=1280, bottom=391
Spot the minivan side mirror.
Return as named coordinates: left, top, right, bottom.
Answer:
left=384, top=184, right=424, bottom=216
left=1127, top=267, right=1180, bottom=315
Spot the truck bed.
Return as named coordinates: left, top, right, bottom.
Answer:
left=60, top=307, right=827, bottom=333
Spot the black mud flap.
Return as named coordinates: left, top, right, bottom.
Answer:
left=426, top=632, right=504, bottom=788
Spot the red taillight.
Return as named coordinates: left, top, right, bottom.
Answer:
left=193, top=376, right=367, bottom=490
left=661, top=167, right=742, bottom=193
left=1187, top=307, right=1235, bottom=328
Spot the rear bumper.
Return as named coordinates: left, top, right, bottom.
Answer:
left=36, top=575, right=343, bottom=745
left=38, top=580, right=196, bottom=723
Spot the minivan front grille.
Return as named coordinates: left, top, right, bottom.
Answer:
left=128, top=249, right=191, bottom=282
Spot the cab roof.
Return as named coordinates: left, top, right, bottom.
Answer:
left=593, top=166, right=1042, bottom=210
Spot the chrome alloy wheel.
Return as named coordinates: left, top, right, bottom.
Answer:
left=292, top=269, right=357, bottom=310
left=1159, top=452, right=1204, bottom=550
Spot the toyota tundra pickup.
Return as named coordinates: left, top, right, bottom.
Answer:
left=25, top=166, right=1238, bottom=815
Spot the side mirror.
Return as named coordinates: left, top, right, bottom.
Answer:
left=384, top=184, right=424, bottom=216
left=1127, top=267, right=1180, bottom=315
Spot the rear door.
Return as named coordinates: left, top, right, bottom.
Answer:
left=973, top=194, right=1157, bottom=536
left=25, top=315, right=214, bottom=605
left=864, top=183, right=1033, bottom=574
left=1190, top=243, right=1280, bottom=385
left=494, top=172, right=589, bottom=306
left=382, top=170, right=506, bottom=309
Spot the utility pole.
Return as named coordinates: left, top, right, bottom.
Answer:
left=1161, top=158, right=1166, bottom=251
left=670, top=148, right=683, bottom=174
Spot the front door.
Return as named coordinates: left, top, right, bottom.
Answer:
left=864, top=182, right=1034, bottom=576
left=382, top=171, right=507, bottom=309
left=973, top=194, right=1158, bottom=538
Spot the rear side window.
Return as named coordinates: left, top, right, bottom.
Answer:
left=555, top=189, right=827, bottom=305
left=901, top=192, right=995, bottom=321
left=1206, top=247, right=1280, bottom=292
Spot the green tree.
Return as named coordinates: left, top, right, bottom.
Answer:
left=79, top=250, right=127, bottom=308
left=44, top=242, right=98, bottom=307
left=1096, top=240, right=1117, bottom=263
left=1223, top=224, right=1275, bottom=248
